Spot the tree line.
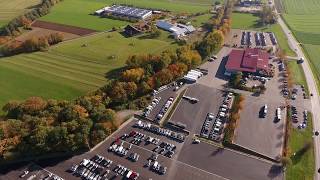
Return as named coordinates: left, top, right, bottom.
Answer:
left=0, top=96, right=117, bottom=159
left=0, top=0, right=62, bottom=36
left=1, top=33, right=63, bottom=56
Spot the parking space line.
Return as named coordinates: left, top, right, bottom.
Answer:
left=109, top=136, right=229, bottom=180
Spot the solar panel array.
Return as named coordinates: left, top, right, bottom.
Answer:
left=105, top=5, right=152, bottom=19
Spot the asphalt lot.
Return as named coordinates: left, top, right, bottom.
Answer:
left=146, top=86, right=177, bottom=121
left=177, top=137, right=283, bottom=180
left=0, top=119, right=226, bottom=180
left=197, top=47, right=231, bottom=89
left=227, top=29, right=276, bottom=49
left=0, top=117, right=283, bottom=180
left=168, top=84, right=225, bottom=134
left=233, top=61, right=287, bottom=159
left=234, top=95, right=286, bottom=159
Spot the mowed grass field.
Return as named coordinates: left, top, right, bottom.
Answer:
left=286, top=112, right=315, bottom=180
left=40, top=0, right=211, bottom=31
left=0, top=31, right=177, bottom=109
left=231, top=12, right=295, bottom=56
left=0, top=0, right=41, bottom=27
left=281, top=0, right=320, bottom=91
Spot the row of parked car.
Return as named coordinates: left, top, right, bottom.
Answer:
left=142, top=97, right=161, bottom=117
left=145, top=154, right=167, bottom=175
left=298, top=110, right=308, bottom=129
left=134, top=120, right=186, bottom=142
left=291, top=106, right=299, bottom=123
left=200, top=113, right=215, bottom=138
left=152, top=141, right=176, bottom=158
left=255, top=32, right=266, bottom=46
left=114, top=164, right=139, bottom=180
left=72, top=158, right=109, bottom=180
left=211, top=93, right=233, bottom=141
left=108, top=141, right=130, bottom=157
left=268, top=32, right=277, bottom=45
left=156, top=97, right=175, bottom=122
left=241, top=31, right=252, bottom=46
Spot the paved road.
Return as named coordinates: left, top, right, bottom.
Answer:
left=273, top=2, right=320, bottom=179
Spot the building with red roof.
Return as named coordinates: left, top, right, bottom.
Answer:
left=225, top=48, right=269, bottom=75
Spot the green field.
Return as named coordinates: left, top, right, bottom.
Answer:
left=281, top=0, right=320, bottom=92
left=0, top=0, right=41, bottom=27
left=40, top=0, right=211, bottom=31
left=287, top=61, right=309, bottom=94
left=231, top=12, right=295, bottom=56
left=286, top=112, right=315, bottom=180
left=190, top=13, right=213, bottom=27
left=0, top=31, right=177, bottom=109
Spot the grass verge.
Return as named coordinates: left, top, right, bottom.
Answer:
left=287, top=60, right=309, bottom=95
left=160, top=88, right=186, bottom=127
left=286, top=112, right=315, bottom=180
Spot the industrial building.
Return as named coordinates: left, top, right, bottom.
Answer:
left=239, top=0, right=261, bottom=7
left=156, top=20, right=195, bottom=39
left=95, top=5, right=153, bottom=20
left=225, top=48, right=269, bottom=75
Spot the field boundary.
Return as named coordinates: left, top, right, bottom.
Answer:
left=32, top=20, right=97, bottom=36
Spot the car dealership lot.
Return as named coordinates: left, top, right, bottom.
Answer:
left=145, top=86, right=177, bottom=122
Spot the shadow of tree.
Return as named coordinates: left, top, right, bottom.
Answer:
left=210, top=147, right=225, bottom=156
left=105, top=67, right=127, bottom=80
left=267, top=165, right=283, bottom=179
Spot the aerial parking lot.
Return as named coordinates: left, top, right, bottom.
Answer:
left=177, top=138, right=283, bottom=180
left=168, top=84, right=225, bottom=135
left=233, top=94, right=286, bottom=159
left=226, top=29, right=278, bottom=49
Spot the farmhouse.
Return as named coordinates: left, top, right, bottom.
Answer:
left=156, top=20, right=195, bottom=39
left=95, top=5, right=152, bottom=20
left=225, top=48, right=269, bottom=75
left=123, top=23, right=150, bottom=36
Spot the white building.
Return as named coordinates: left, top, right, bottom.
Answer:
left=156, top=20, right=196, bottom=39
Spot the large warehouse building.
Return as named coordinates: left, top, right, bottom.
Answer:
left=156, top=20, right=195, bottom=39
left=95, top=5, right=153, bottom=20
left=225, top=48, right=269, bottom=75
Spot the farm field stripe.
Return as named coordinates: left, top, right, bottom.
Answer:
left=22, top=54, right=107, bottom=78
left=3, top=60, right=103, bottom=87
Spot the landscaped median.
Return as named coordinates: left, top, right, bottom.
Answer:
left=285, top=111, right=315, bottom=180
left=223, top=93, right=244, bottom=144
left=159, top=88, right=186, bottom=127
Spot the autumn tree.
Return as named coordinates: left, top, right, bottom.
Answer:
left=177, top=45, right=202, bottom=68
left=22, top=97, right=47, bottom=114
left=154, top=69, right=174, bottom=86
left=121, top=68, right=144, bottom=82
left=196, top=30, right=224, bottom=58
